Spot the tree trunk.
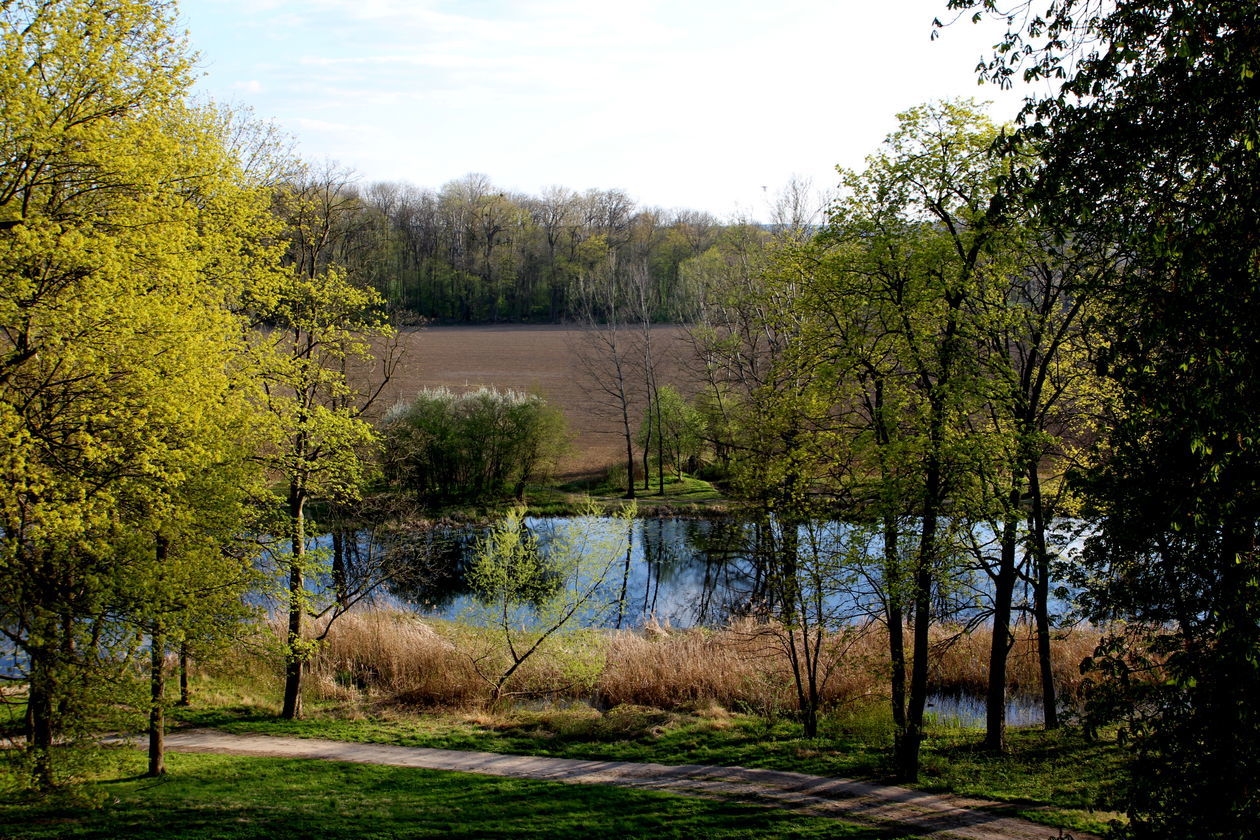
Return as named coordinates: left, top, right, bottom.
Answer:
left=331, top=529, right=349, bottom=609
left=622, top=420, right=635, bottom=498
left=281, top=487, right=307, bottom=720
left=641, top=401, right=652, bottom=492
left=656, top=397, right=665, bottom=495
left=885, top=516, right=908, bottom=733
left=873, top=380, right=908, bottom=733
left=177, top=642, right=190, bottom=707
left=985, top=478, right=1022, bottom=752
left=26, top=650, right=55, bottom=789
left=1028, top=466, right=1058, bottom=729
left=896, top=409, right=944, bottom=782
left=779, top=516, right=817, bottom=738
left=148, top=624, right=167, bottom=777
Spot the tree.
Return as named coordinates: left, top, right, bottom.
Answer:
left=962, top=228, right=1110, bottom=747
left=571, top=240, right=643, bottom=497
left=462, top=503, right=634, bottom=704
left=950, top=1, right=1260, bottom=834
left=123, top=432, right=265, bottom=777
left=0, top=0, right=278, bottom=786
left=820, top=102, right=1007, bottom=780
left=254, top=163, right=399, bottom=721
left=636, top=385, right=704, bottom=478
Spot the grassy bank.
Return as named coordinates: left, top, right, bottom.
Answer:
left=516, top=472, right=731, bottom=516
left=0, top=752, right=900, bottom=839
left=158, top=610, right=1123, bottom=837
left=2, top=611, right=1123, bottom=837
left=170, top=703, right=1123, bottom=837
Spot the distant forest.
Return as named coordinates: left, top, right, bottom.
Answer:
left=290, top=168, right=768, bottom=324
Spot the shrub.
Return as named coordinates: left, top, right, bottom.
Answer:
left=382, top=387, right=567, bottom=502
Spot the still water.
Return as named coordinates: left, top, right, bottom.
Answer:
left=331, top=514, right=1085, bottom=631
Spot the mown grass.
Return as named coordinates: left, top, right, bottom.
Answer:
left=0, top=751, right=905, bottom=840
left=159, top=611, right=1121, bottom=835
left=407, top=472, right=730, bottom=519
left=555, top=472, right=727, bottom=507
left=171, top=697, right=1125, bottom=837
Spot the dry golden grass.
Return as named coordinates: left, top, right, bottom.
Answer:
left=928, top=622, right=1101, bottom=699
left=595, top=618, right=883, bottom=714
left=308, top=611, right=481, bottom=707
left=298, top=611, right=1103, bottom=714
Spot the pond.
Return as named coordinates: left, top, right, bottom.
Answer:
left=335, top=514, right=1086, bottom=632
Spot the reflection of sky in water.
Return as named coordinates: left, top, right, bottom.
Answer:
left=374, top=515, right=1087, bottom=630
left=926, top=692, right=1045, bottom=727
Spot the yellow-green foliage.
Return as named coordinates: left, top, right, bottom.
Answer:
left=0, top=0, right=282, bottom=779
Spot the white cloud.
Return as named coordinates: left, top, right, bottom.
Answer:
left=184, top=0, right=1039, bottom=217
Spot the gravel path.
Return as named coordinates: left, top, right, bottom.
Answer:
left=147, top=729, right=1097, bottom=840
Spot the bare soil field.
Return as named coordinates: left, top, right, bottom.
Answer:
left=369, top=325, right=696, bottom=478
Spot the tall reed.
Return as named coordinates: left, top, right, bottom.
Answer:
left=296, top=610, right=1102, bottom=714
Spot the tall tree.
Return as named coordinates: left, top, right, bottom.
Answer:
left=0, top=0, right=277, bottom=786
left=820, top=101, right=1004, bottom=780
left=571, top=242, right=642, bottom=498
left=951, top=1, right=1260, bottom=834
left=256, top=165, right=399, bottom=720
left=963, top=229, right=1105, bottom=747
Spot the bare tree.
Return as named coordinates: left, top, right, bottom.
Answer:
left=571, top=251, right=642, bottom=496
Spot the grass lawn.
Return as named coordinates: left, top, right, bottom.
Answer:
left=0, top=751, right=907, bottom=840
left=172, top=702, right=1126, bottom=837
left=411, top=474, right=730, bottom=519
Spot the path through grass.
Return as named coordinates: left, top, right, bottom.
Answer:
left=173, top=704, right=1125, bottom=837
left=0, top=752, right=905, bottom=840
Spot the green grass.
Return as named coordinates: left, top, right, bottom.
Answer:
left=172, top=702, right=1125, bottom=837
left=555, top=472, right=727, bottom=508
left=0, top=751, right=908, bottom=839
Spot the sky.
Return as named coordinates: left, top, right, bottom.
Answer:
left=179, top=0, right=1041, bottom=220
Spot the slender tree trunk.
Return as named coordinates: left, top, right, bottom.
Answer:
left=885, top=517, right=908, bottom=733
left=985, top=477, right=1022, bottom=751
left=656, top=396, right=665, bottom=495
left=26, top=648, right=55, bottom=789
left=898, top=557, right=933, bottom=782
left=621, top=389, right=636, bottom=499
left=779, top=516, right=817, bottom=738
left=871, top=379, right=908, bottom=733
left=177, top=642, right=190, bottom=707
left=897, top=407, right=944, bottom=782
left=623, top=433, right=637, bottom=498
left=641, top=437, right=652, bottom=492
left=282, top=487, right=307, bottom=720
left=148, top=624, right=167, bottom=777
left=1028, top=466, right=1058, bottom=729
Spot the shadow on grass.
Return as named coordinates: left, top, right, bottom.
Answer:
left=3, top=753, right=905, bottom=840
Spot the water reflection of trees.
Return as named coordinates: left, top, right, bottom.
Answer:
left=370, top=515, right=1076, bottom=631
left=374, top=515, right=819, bottom=629
left=385, top=525, right=481, bottom=611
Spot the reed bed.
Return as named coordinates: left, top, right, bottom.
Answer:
left=298, top=610, right=1103, bottom=715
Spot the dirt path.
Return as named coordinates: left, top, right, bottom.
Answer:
left=150, top=729, right=1096, bottom=840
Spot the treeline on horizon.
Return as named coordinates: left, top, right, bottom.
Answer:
left=287, top=167, right=769, bottom=324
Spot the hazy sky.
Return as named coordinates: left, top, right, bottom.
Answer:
left=179, top=0, right=1038, bottom=219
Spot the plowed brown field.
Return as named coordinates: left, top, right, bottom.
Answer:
left=367, top=325, right=696, bottom=478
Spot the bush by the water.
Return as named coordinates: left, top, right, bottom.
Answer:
left=383, top=387, right=567, bottom=501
